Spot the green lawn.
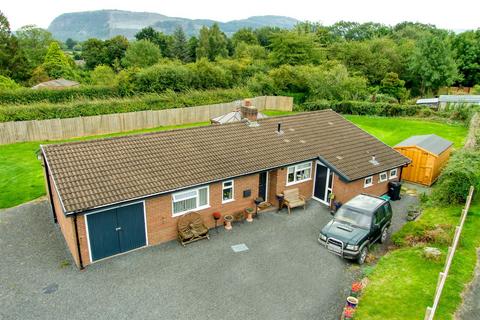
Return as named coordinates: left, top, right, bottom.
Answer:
left=344, top=115, right=468, bottom=148
left=0, top=114, right=469, bottom=209
left=355, top=199, right=480, bottom=320
left=0, top=122, right=208, bottom=209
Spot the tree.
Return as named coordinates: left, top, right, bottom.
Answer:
left=135, top=27, right=172, bottom=57
left=254, top=26, right=282, bottom=48
left=16, top=25, right=55, bottom=69
left=408, top=34, right=458, bottom=94
left=0, top=11, right=29, bottom=82
left=188, top=36, right=198, bottom=62
left=42, top=42, right=75, bottom=79
left=171, top=26, right=190, bottom=62
left=103, top=35, right=129, bottom=67
left=196, top=24, right=228, bottom=61
left=269, top=31, right=322, bottom=66
left=452, top=30, right=480, bottom=87
left=330, top=21, right=391, bottom=41
left=379, top=72, right=408, bottom=102
left=232, top=28, right=258, bottom=46
left=91, top=65, right=116, bottom=85
left=65, top=38, right=77, bottom=50
left=122, top=40, right=161, bottom=68
left=81, top=38, right=106, bottom=69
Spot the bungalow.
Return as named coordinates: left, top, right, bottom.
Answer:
left=41, top=109, right=410, bottom=268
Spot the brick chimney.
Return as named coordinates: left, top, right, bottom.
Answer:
left=240, top=99, right=258, bottom=122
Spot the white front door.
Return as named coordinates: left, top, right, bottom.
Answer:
left=312, top=161, right=333, bottom=205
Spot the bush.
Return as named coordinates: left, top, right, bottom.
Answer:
left=300, top=100, right=423, bottom=117
left=135, top=62, right=193, bottom=92
left=91, top=65, right=116, bottom=86
left=0, top=87, right=252, bottom=122
left=0, top=75, right=21, bottom=91
left=0, top=86, right=123, bottom=105
left=433, top=150, right=480, bottom=204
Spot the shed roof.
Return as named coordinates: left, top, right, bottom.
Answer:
left=438, top=95, right=480, bottom=103
left=42, top=110, right=410, bottom=214
left=395, top=134, right=453, bottom=156
left=31, top=78, right=79, bottom=89
left=416, top=98, right=439, bottom=105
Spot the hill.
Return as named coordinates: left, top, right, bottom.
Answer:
left=47, top=10, right=299, bottom=40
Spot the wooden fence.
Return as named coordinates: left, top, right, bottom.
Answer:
left=424, top=186, right=475, bottom=320
left=0, top=95, right=293, bottom=144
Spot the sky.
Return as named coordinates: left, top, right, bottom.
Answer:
left=3, top=0, right=480, bottom=31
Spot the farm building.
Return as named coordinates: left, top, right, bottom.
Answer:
left=394, top=134, right=452, bottom=186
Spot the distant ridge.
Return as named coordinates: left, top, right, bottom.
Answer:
left=47, top=10, right=299, bottom=41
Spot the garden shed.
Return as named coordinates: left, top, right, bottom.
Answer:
left=394, top=134, right=452, bottom=186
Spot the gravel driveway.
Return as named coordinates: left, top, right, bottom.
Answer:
left=0, top=192, right=417, bottom=320
left=1, top=199, right=356, bottom=320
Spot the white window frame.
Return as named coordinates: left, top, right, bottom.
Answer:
left=172, top=186, right=210, bottom=217
left=286, top=161, right=312, bottom=186
left=379, top=172, right=388, bottom=183
left=389, top=168, right=398, bottom=179
left=222, top=180, right=235, bottom=204
left=364, top=176, right=374, bottom=188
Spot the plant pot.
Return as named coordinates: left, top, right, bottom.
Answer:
left=224, top=215, right=233, bottom=230
left=346, top=296, right=358, bottom=308
left=245, top=208, right=254, bottom=222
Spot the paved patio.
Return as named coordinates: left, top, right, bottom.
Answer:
left=0, top=195, right=417, bottom=320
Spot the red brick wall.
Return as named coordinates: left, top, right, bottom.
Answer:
left=332, top=167, right=401, bottom=204
left=145, top=174, right=260, bottom=245
left=268, top=161, right=315, bottom=207
left=48, top=173, right=81, bottom=267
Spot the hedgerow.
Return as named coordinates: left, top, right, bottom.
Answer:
left=300, top=100, right=423, bottom=117
left=0, top=88, right=252, bottom=122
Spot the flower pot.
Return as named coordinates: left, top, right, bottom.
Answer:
left=346, top=296, right=358, bottom=308
left=245, top=208, right=254, bottom=222
left=224, top=215, right=233, bottom=230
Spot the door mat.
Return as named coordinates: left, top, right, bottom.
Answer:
left=231, top=243, right=249, bottom=253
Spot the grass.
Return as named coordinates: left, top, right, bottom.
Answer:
left=0, top=122, right=208, bottom=209
left=344, top=115, right=468, bottom=148
left=0, top=113, right=469, bottom=209
left=355, top=199, right=480, bottom=320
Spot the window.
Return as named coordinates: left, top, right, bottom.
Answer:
left=172, top=186, right=209, bottom=216
left=379, top=172, right=388, bottom=183
left=287, top=162, right=312, bottom=185
left=364, top=176, right=373, bottom=188
left=222, top=180, right=234, bottom=203
left=389, top=168, right=398, bottom=179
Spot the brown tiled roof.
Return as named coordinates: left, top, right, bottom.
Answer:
left=42, top=110, right=410, bottom=214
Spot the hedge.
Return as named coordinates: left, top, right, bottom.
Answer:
left=0, top=86, right=124, bottom=105
left=300, top=100, right=423, bottom=117
left=0, top=88, right=253, bottom=122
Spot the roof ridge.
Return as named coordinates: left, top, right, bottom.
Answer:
left=42, top=109, right=334, bottom=149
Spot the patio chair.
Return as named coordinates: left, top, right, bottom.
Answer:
left=282, top=188, right=306, bottom=214
left=177, top=212, right=209, bottom=246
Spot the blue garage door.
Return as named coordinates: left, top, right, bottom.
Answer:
left=87, top=202, right=146, bottom=262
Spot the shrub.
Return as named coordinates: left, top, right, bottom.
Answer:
left=300, top=100, right=422, bottom=117
left=0, top=87, right=253, bottom=122
left=0, top=75, right=21, bottom=91
left=432, top=149, right=480, bottom=204
left=188, top=58, right=232, bottom=89
left=91, top=65, right=116, bottom=86
left=135, top=62, right=193, bottom=92
left=0, top=86, right=123, bottom=105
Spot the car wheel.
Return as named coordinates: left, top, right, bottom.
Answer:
left=380, top=227, right=389, bottom=244
left=358, top=247, right=368, bottom=265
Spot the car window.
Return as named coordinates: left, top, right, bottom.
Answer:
left=374, top=206, right=385, bottom=225
left=383, top=202, right=392, bottom=215
left=335, top=207, right=372, bottom=229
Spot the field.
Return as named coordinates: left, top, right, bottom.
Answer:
left=0, top=114, right=468, bottom=209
